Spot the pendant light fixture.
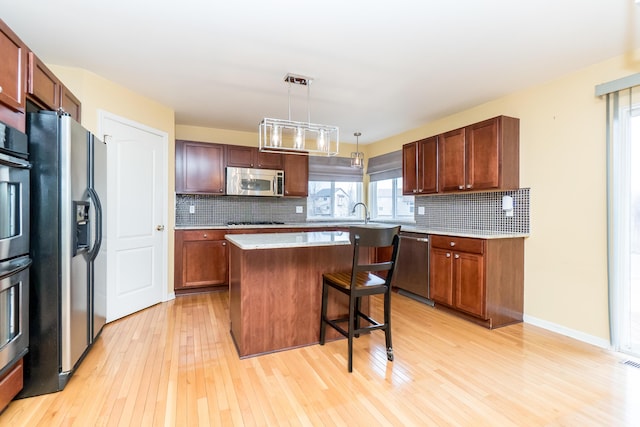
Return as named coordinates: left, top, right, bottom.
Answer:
left=259, top=73, right=339, bottom=156
left=351, top=132, right=364, bottom=168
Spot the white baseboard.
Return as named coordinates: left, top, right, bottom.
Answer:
left=523, top=314, right=612, bottom=350
left=165, top=292, right=176, bottom=302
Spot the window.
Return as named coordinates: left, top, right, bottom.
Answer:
left=367, top=150, right=414, bottom=221
left=307, top=156, right=364, bottom=220
left=307, top=181, right=364, bottom=219
left=600, top=77, right=640, bottom=358
left=369, top=178, right=414, bottom=221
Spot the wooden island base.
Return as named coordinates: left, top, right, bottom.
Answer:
left=228, top=236, right=366, bottom=358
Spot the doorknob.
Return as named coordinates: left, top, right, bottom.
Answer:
left=156, top=225, right=165, bottom=231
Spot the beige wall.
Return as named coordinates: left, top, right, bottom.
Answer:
left=175, top=124, right=360, bottom=158
left=366, top=54, right=640, bottom=342
left=48, top=65, right=177, bottom=296
left=55, top=50, right=638, bottom=342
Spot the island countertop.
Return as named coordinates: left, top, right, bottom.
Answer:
left=225, top=230, right=351, bottom=250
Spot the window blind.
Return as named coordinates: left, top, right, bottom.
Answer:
left=308, top=156, right=363, bottom=182
left=366, top=150, right=402, bottom=182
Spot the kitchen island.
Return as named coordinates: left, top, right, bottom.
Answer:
left=226, top=231, right=363, bottom=358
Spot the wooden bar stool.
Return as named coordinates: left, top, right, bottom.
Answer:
left=319, top=225, right=401, bottom=372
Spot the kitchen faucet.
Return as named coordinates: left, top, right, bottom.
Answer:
left=352, top=202, right=370, bottom=224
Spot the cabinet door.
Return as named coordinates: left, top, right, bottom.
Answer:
left=176, top=140, right=225, bottom=194
left=402, top=142, right=418, bottom=195
left=438, top=127, right=466, bottom=192
left=256, top=150, right=283, bottom=169
left=466, top=117, right=500, bottom=191
left=181, top=239, right=228, bottom=288
left=27, top=52, right=60, bottom=110
left=0, top=21, right=26, bottom=113
left=283, top=153, right=308, bottom=197
left=417, top=136, right=438, bottom=194
left=453, top=251, right=486, bottom=318
left=60, top=84, right=81, bottom=122
left=226, top=145, right=255, bottom=167
left=429, top=247, right=454, bottom=306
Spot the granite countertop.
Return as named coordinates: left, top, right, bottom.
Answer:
left=177, top=222, right=529, bottom=239
left=225, top=231, right=351, bottom=250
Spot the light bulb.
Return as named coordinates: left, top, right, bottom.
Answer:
left=316, top=129, right=326, bottom=151
left=271, top=125, right=282, bottom=147
left=294, top=127, right=305, bottom=149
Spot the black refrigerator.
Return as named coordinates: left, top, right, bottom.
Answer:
left=20, top=110, right=107, bottom=397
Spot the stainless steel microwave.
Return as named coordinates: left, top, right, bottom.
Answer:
left=226, top=167, right=284, bottom=197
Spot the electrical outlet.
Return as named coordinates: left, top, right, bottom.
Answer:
left=189, top=205, right=195, bottom=214
left=418, top=206, right=425, bottom=215
left=295, top=206, right=304, bottom=214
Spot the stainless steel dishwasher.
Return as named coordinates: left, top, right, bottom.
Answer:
left=392, top=232, right=433, bottom=304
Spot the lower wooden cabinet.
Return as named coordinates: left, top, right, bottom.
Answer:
left=174, top=227, right=349, bottom=293
left=429, top=234, right=524, bottom=328
left=174, top=230, right=228, bottom=293
left=0, top=358, right=23, bottom=412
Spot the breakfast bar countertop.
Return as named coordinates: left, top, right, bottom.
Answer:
left=225, top=231, right=351, bottom=250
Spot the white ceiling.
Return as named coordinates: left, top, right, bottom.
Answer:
left=1, top=0, right=639, bottom=144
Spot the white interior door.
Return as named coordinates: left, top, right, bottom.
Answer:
left=99, top=111, right=168, bottom=322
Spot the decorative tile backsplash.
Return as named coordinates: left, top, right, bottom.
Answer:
left=176, top=195, right=308, bottom=226
left=176, top=188, right=530, bottom=234
left=413, top=188, right=530, bottom=234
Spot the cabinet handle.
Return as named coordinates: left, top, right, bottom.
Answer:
left=222, top=242, right=226, bottom=246
left=0, top=86, right=3, bottom=94
left=449, top=241, right=455, bottom=247
left=412, top=189, right=417, bottom=193
left=418, top=188, right=423, bottom=192
left=466, top=184, right=472, bottom=189
left=458, top=185, right=464, bottom=190
left=203, top=234, right=208, bottom=238
left=454, top=254, right=460, bottom=259
left=446, top=253, right=451, bottom=258
left=219, top=189, right=224, bottom=193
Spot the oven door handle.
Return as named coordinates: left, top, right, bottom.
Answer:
left=0, top=152, right=31, bottom=169
left=0, top=257, right=32, bottom=280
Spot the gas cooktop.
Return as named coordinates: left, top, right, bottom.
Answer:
left=226, top=221, right=285, bottom=226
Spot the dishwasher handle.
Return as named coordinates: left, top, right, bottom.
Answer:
left=400, top=235, right=429, bottom=243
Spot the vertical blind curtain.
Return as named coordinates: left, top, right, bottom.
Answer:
left=308, top=156, right=363, bottom=182
left=598, top=75, right=640, bottom=354
left=366, top=150, right=402, bottom=182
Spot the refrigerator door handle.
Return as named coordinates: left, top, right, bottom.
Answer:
left=87, top=187, right=102, bottom=262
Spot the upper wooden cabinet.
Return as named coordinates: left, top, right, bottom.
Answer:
left=0, top=20, right=27, bottom=130
left=226, top=145, right=283, bottom=169
left=439, top=116, right=519, bottom=193
left=27, top=52, right=81, bottom=122
left=60, top=85, right=81, bottom=122
left=175, top=140, right=226, bottom=194
left=402, top=136, right=438, bottom=195
left=283, top=153, right=309, bottom=197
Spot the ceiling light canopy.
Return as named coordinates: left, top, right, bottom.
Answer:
left=259, top=73, right=339, bottom=156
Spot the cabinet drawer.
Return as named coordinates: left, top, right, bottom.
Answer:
left=430, top=235, right=484, bottom=254
left=179, top=230, right=227, bottom=241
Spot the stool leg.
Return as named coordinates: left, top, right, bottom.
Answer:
left=319, top=280, right=328, bottom=345
left=354, top=296, right=361, bottom=338
left=348, top=293, right=356, bottom=373
left=384, top=290, right=393, bottom=361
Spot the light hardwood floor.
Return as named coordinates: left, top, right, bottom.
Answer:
left=2, top=290, right=639, bottom=426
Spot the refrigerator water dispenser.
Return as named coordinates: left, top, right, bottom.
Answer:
left=73, top=201, right=90, bottom=255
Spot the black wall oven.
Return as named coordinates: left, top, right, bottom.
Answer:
left=0, top=120, right=31, bottom=378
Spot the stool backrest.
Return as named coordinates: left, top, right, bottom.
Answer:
left=349, top=226, right=401, bottom=287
